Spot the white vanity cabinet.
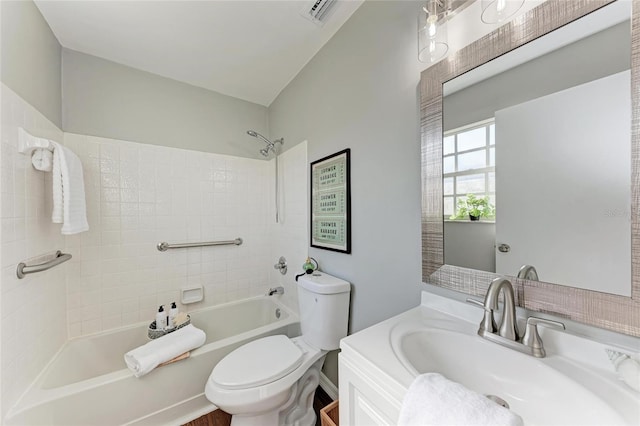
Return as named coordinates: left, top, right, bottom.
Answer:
left=338, top=314, right=414, bottom=426
left=338, top=353, right=401, bottom=425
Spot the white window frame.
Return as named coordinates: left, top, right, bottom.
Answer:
left=443, top=118, right=495, bottom=220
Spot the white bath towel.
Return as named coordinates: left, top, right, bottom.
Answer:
left=51, top=141, right=89, bottom=234
left=398, top=373, right=524, bottom=426
left=124, top=324, right=206, bottom=378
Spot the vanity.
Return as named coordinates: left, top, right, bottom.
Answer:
left=338, top=290, right=640, bottom=425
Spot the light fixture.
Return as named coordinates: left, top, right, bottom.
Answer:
left=418, top=0, right=449, bottom=64
left=480, top=0, right=525, bottom=24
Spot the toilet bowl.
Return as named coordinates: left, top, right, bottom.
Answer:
left=205, top=336, right=326, bottom=425
left=204, top=272, right=351, bottom=426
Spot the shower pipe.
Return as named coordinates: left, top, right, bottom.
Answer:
left=246, top=131, right=284, bottom=223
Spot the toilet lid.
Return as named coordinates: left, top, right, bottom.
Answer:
left=211, top=335, right=304, bottom=390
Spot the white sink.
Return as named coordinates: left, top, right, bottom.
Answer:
left=391, top=324, right=636, bottom=425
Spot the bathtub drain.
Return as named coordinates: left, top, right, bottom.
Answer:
left=275, top=308, right=281, bottom=319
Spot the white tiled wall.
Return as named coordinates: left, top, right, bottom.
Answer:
left=269, top=141, right=309, bottom=313
left=63, top=133, right=283, bottom=337
left=0, top=84, right=68, bottom=419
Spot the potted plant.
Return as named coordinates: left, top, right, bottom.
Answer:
left=450, top=194, right=495, bottom=221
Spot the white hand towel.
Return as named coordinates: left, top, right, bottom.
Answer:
left=398, top=373, right=524, bottom=426
left=51, top=141, right=89, bottom=234
left=124, top=324, right=206, bottom=378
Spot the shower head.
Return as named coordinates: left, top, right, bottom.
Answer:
left=246, top=130, right=273, bottom=146
left=247, top=130, right=284, bottom=157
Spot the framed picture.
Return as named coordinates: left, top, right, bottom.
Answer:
left=310, top=149, right=351, bottom=253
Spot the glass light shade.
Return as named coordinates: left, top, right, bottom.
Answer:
left=480, top=0, right=525, bottom=24
left=418, top=8, right=448, bottom=63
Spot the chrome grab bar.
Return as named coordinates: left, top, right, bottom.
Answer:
left=157, top=238, right=243, bottom=252
left=17, top=250, right=72, bottom=279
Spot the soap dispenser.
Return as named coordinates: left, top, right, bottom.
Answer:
left=156, top=305, right=167, bottom=330
left=168, top=302, right=178, bottom=328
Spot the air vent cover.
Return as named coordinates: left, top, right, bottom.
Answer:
left=301, top=0, right=336, bottom=25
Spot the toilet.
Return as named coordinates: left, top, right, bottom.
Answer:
left=204, top=272, right=351, bottom=426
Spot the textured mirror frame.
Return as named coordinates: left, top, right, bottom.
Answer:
left=421, top=0, right=640, bottom=337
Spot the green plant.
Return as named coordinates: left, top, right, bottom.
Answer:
left=450, top=194, right=495, bottom=220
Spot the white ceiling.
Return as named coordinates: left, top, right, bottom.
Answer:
left=35, top=0, right=364, bottom=106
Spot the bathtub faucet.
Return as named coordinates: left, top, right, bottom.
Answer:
left=268, top=286, right=284, bottom=296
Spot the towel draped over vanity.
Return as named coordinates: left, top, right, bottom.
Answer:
left=398, top=373, right=524, bottom=426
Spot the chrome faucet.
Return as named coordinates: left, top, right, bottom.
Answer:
left=483, top=277, right=519, bottom=341
left=468, top=277, right=565, bottom=358
left=517, top=264, right=539, bottom=281
left=268, top=286, right=284, bottom=296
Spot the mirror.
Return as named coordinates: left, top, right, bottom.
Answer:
left=421, top=0, right=640, bottom=337
left=442, top=4, right=631, bottom=296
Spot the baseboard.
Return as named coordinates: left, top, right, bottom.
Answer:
left=319, top=372, right=338, bottom=400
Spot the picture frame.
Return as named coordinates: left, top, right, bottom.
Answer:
left=310, top=149, right=351, bottom=253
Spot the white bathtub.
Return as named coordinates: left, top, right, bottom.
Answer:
left=5, top=296, right=299, bottom=426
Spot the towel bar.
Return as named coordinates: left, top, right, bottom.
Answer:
left=17, top=250, right=72, bottom=279
left=157, top=238, right=243, bottom=252
left=18, top=128, right=54, bottom=155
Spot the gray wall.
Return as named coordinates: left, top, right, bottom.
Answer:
left=62, top=49, right=269, bottom=158
left=444, top=222, right=496, bottom=272
left=269, top=1, right=424, bottom=337
left=1, top=0, right=62, bottom=127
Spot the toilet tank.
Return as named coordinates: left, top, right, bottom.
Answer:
left=297, top=272, right=351, bottom=351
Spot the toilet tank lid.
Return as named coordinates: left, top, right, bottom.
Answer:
left=298, top=272, right=350, bottom=294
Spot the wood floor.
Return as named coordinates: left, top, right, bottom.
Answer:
left=183, top=387, right=334, bottom=426
left=182, top=409, right=231, bottom=426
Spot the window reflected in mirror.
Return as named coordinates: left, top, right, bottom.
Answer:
left=444, top=120, right=495, bottom=220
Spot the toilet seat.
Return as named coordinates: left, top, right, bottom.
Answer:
left=211, top=335, right=304, bottom=390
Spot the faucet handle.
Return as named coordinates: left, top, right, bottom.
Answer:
left=466, top=298, right=487, bottom=310
left=273, top=256, right=287, bottom=275
left=522, top=317, right=565, bottom=358
left=466, top=298, right=498, bottom=334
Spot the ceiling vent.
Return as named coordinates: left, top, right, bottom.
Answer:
left=301, top=0, right=337, bottom=25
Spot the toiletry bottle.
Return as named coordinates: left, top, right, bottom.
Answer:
left=168, top=302, right=178, bottom=328
left=156, top=305, right=167, bottom=330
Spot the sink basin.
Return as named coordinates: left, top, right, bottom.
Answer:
left=392, top=327, right=630, bottom=425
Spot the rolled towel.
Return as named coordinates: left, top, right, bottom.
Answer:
left=31, top=148, right=53, bottom=172
left=124, top=324, right=206, bottom=378
left=398, top=373, right=524, bottom=426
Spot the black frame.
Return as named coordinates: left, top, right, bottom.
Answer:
left=310, top=149, right=351, bottom=254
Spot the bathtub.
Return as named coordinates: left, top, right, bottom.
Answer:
left=5, top=296, right=300, bottom=426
